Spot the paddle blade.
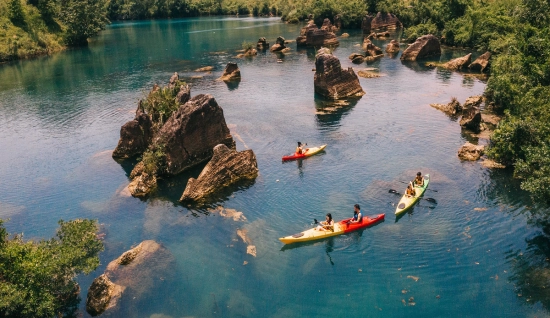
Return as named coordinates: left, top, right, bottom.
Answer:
left=314, top=218, right=318, bottom=224
left=425, top=198, right=437, bottom=204
left=389, top=189, right=398, bottom=194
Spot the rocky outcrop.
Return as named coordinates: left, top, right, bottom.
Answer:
left=386, top=40, right=400, bottom=53
left=218, top=62, right=241, bottom=81
left=430, top=98, right=463, bottom=116
left=296, top=22, right=339, bottom=47
left=180, top=144, right=258, bottom=202
left=371, top=12, right=402, bottom=30
left=460, top=107, right=482, bottom=132
left=128, top=167, right=157, bottom=198
left=86, top=274, right=124, bottom=316
left=314, top=51, right=365, bottom=99
left=442, top=53, right=472, bottom=70
left=469, top=51, right=491, bottom=72
left=363, top=38, right=383, bottom=56
left=256, top=37, right=269, bottom=50
left=168, top=72, right=179, bottom=89
left=400, top=35, right=441, bottom=61
left=341, top=33, right=349, bottom=38
left=86, top=240, right=175, bottom=316
left=151, top=94, right=235, bottom=176
left=349, top=53, right=365, bottom=64
left=463, top=95, right=483, bottom=109
left=112, top=104, right=153, bottom=159
left=236, top=48, right=257, bottom=58
left=357, top=69, right=381, bottom=78
left=195, top=66, right=214, bottom=72
left=270, top=36, right=287, bottom=52
left=321, top=18, right=337, bottom=32
left=458, top=142, right=485, bottom=161
left=362, top=15, right=374, bottom=34
left=175, top=84, right=191, bottom=105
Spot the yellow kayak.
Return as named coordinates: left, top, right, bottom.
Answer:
left=395, top=174, right=430, bottom=215
left=282, top=145, right=327, bottom=161
left=279, top=222, right=345, bottom=244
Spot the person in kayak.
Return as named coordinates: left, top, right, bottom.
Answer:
left=348, top=204, right=363, bottom=224
left=296, top=142, right=307, bottom=155
left=414, top=172, right=424, bottom=186
left=405, top=182, right=416, bottom=197
left=317, top=213, right=334, bottom=231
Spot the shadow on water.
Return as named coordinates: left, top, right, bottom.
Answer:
left=180, top=177, right=257, bottom=209
left=314, top=96, right=359, bottom=131
left=223, top=79, right=240, bottom=91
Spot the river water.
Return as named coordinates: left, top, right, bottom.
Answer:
left=1, top=17, right=549, bottom=317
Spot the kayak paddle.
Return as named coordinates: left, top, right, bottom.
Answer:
left=388, top=189, right=437, bottom=204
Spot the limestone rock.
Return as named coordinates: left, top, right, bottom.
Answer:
left=400, top=35, right=441, bottom=61
left=168, top=72, right=179, bottom=89
left=256, top=37, right=269, bottom=50
left=463, top=95, right=483, bottom=109
left=86, top=274, right=125, bottom=317
left=371, top=12, right=402, bottom=30
left=128, top=172, right=157, bottom=198
left=363, top=38, right=383, bottom=56
left=481, top=158, right=506, bottom=169
left=365, top=54, right=384, bottom=62
left=341, top=33, right=349, bottom=38
left=194, top=66, right=214, bottom=72
left=469, top=51, right=491, bottom=72
left=351, top=54, right=365, bottom=64
left=270, top=36, right=287, bottom=52
left=442, top=53, right=472, bottom=70
left=357, top=70, right=381, bottom=78
left=180, top=144, right=258, bottom=202
left=314, top=52, right=365, bottom=99
left=175, top=84, right=191, bottom=105
left=362, top=15, right=374, bottom=34
left=112, top=104, right=153, bottom=159
left=430, top=98, right=463, bottom=116
left=458, top=142, right=485, bottom=161
left=296, top=22, right=339, bottom=47
left=376, top=31, right=391, bottom=38
left=151, top=94, right=235, bottom=176
left=460, top=107, right=482, bottom=132
left=386, top=40, right=400, bottom=53
left=218, top=62, right=241, bottom=81
left=321, top=18, right=337, bottom=32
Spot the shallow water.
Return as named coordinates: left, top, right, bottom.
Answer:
left=1, top=17, right=549, bottom=317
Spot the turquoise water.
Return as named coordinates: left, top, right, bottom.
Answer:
left=1, top=17, right=549, bottom=317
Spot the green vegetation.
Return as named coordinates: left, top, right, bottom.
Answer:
left=141, top=79, right=186, bottom=130
left=0, top=218, right=104, bottom=317
left=241, top=40, right=254, bottom=51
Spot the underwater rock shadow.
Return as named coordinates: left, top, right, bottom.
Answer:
left=314, top=95, right=360, bottom=131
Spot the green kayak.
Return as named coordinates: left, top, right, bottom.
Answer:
left=395, top=174, right=430, bottom=215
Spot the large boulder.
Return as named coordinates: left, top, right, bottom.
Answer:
left=363, top=38, right=383, bottom=56
left=442, top=53, right=472, bottom=70
left=270, top=36, right=287, bottom=52
left=297, top=22, right=339, bottom=47
left=460, top=107, right=482, bottom=132
left=218, top=62, right=241, bottom=81
left=112, top=104, right=153, bottom=159
left=86, top=240, right=175, bottom=316
left=430, top=98, right=463, bottom=116
left=400, top=35, right=441, bottom=61
left=458, top=142, right=485, bottom=161
left=127, top=170, right=157, bottom=198
left=469, top=51, right=491, bottom=72
left=314, top=52, right=365, bottom=100
left=256, top=37, right=269, bottom=50
left=180, top=144, right=258, bottom=202
left=362, top=15, right=374, bottom=34
left=371, top=12, right=402, bottom=30
left=151, top=94, right=235, bottom=176
left=386, top=40, right=400, bottom=53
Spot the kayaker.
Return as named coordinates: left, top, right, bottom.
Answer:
left=296, top=142, right=305, bottom=155
left=348, top=204, right=363, bottom=224
left=414, top=172, right=424, bottom=186
left=405, top=182, right=416, bottom=197
left=317, top=213, right=334, bottom=231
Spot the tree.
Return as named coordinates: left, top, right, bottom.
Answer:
left=0, top=219, right=104, bottom=317
left=60, top=0, right=109, bottom=46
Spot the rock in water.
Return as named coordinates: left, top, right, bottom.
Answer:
left=400, top=35, right=441, bottom=61
left=442, top=53, right=472, bottom=70
left=362, top=15, right=374, bottom=34
left=458, top=142, right=485, bottom=161
left=430, top=98, right=463, bottom=116
left=469, top=51, right=491, bottom=72
left=153, top=94, right=235, bottom=175
left=463, top=95, right=483, bottom=109
left=175, top=84, right=191, bottom=105
left=270, top=36, right=287, bottom=52
left=321, top=18, right=337, bottom=32
left=296, top=22, right=339, bottom=47
left=112, top=103, right=153, bottom=159
left=168, top=72, right=179, bottom=89
left=256, top=37, right=269, bottom=50
left=460, top=107, right=482, bottom=132
left=363, top=38, right=383, bottom=56
left=371, top=12, right=402, bottom=30
left=386, top=40, right=400, bottom=53
left=314, top=52, right=365, bottom=99
left=218, top=62, right=241, bottom=81
left=86, top=274, right=125, bottom=316
left=180, top=144, right=258, bottom=202
left=128, top=171, right=157, bottom=198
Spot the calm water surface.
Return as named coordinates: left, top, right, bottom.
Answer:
left=1, top=17, right=550, bottom=317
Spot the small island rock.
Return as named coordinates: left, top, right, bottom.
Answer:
left=314, top=51, right=365, bottom=99
left=218, top=62, right=241, bottom=81
left=400, top=35, right=441, bottom=61
left=469, top=51, right=491, bottom=72
left=256, top=37, right=269, bottom=50
left=442, top=53, right=472, bottom=70
left=270, top=36, right=287, bottom=52
left=460, top=107, right=482, bottom=132
left=458, top=142, right=485, bottom=161
left=180, top=144, right=258, bottom=202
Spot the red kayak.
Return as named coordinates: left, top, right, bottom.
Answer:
left=339, top=213, right=385, bottom=233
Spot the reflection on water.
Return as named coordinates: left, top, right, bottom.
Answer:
left=314, top=97, right=359, bottom=130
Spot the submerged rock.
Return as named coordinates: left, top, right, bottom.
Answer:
left=218, top=62, right=241, bottom=81
left=469, top=51, right=491, bottom=72
left=194, top=66, right=214, bottom=72
left=400, top=35, right=441, bottom=61
left=180, top=144, right=258, bottom=202
left=256, top=37, right=269, bottom=50
left=458, top=142, right=485, bottom=161
left=112, top=103, right=153, bottom=159
left=314, top=52, right=365, bottom=100
left=363, top=38, right=383, bottom=56
left=86, top=274, right=125, bottom=316
left=270, top=36, right=287, bottom=52
left=442, top=53, right=472, bottom=70
left=386, top=40, right=400, bottom=53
